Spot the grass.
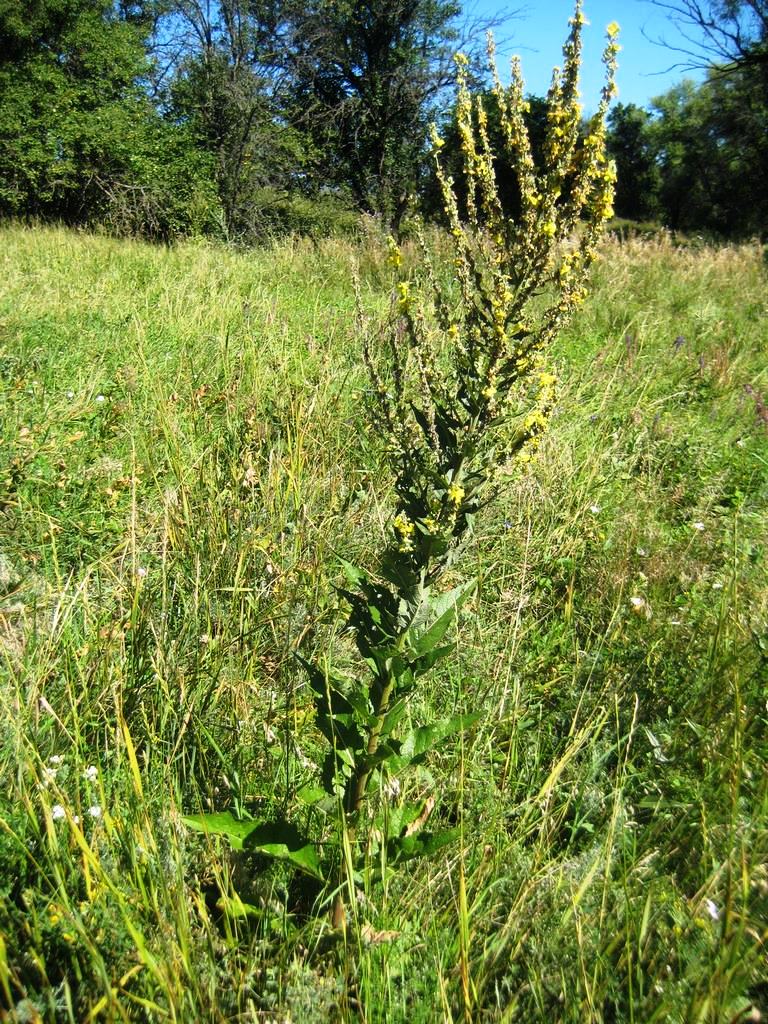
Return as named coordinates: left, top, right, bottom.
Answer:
left=0, top=223, right=766, bottom=1022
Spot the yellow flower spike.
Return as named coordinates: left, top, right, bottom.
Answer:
left=386, top=235, right=403, bottom=269
left=541, top=221, right=557, bottom=238
left=396, top=281, right=411, bottom=313
left=429, top=124, right=446, bottom=152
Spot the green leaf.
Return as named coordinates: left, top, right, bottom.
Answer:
left=182, top=811, right=257, bottom=851
left=244, top=822, right=324, bottom=879
left=408, top=579, right=477, bottom=658
left=338, top=558, right=366, bottom=587
left=183, top=813, right=324, bottom=879
left=217, top=894, right=262, bottom=920
left=376, top=801, right=429, bottom=841
left=387, top=828, right=460, bottom=863
left=411, top=642, right=453, bottom=678
left=400, top=713, right=482, bottom=765
left=295, top=784, right=329, bottom=805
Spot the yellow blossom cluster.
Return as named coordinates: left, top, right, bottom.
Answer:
left=363, top=2, right=618, bottom=577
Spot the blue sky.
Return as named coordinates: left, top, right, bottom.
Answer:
left=470, top=1, right=704, bottom=110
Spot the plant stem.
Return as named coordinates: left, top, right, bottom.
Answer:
left=332, top=671, right=397, bottom=929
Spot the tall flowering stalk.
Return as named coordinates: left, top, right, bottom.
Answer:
left=366, top=13, right=619, bottom=596
left=320, top=4, right=620, bottom=926
left=185, top=4, right=619, bottom=935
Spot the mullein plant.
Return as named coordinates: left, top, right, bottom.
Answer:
left=186, top=4, right=619, bottom=932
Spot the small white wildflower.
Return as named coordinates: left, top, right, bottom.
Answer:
left=704, top=898, right=720, bottom=921
left=669, top=619, right=682, bottom=626
left=589, top=504, right=601, bottom=514
left=42, top=767, right=58, bottom=784
left=87, top=805, right=102, bottom=818
left=692, top=521, right=705, bottom=531
left=630, top=595, right=645, bottom=608
left=95, top=394, right=106, bottom=403
left=83, top=765, right=98, bottom=782
left=66, top=390, right=75, bottom=400
left=712, top=581, right=723, bottom=590
left=72, top=815, right=80, bottom=825
left=51, top=804, right=66, bottom=821
left=49, top=755, right=64, bottom=766
left=636, top=547, right=648, bottom=557
left=199, top=633, right=210, bottom=645
left=136, top=566, right=148, bottom=578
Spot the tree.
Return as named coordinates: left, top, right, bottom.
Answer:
left=165, top=0, right=309, bottom=239
left=282, top=0, right=513, bottom=226
left=644, top=1, right=768, bottom=235
left=0, top=0, right=216, bottom=237
left=650, top=69, right=768, bottom=234
left=646, top=0, right=767, bottom=73
left=0, top=0, right=147, bottom=218
left=606, top=103, right=661, bottom=221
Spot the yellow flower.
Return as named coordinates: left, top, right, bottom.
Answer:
left=397, top=281, right=410, bottom=313
left=524, top=409, right=548, bottom=432
left=393, top=512, right=414, bottom=536
left=430, top=125, right=445, bottom=150
left=447, top=482, right=465, bottom=506
left=606, top=21, right=620, bottom=38
left=541, top=221, right=556, bottom=238
left=386, top=235, right=403, bottom=268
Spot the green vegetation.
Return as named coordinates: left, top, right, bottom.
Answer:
left=1, top=221, right=766, bottom=1021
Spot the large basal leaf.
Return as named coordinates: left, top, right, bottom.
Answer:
left=399, top=713, right=482, bottom=765
left=244, top=822, right=324, bottom=879
left=387, top=827, right=460, bottom=864
left=183, top=811, right=259, bottom=851
left=183, top=812, right=323, bottom=879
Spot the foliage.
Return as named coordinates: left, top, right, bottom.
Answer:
left=165, top=0, right=311, bottom=241
left=606, top=103, right=662, bottom=223
left=649, top=66, right=768, bottom=235
left=283, top=0, right=467, bottom=227
left=0, top=0, right=219, bottom=239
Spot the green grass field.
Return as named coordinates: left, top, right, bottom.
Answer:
left=1, top=224, right=766, bottom=1022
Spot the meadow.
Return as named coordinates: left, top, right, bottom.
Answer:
left=0, top=223, right=766, bottom=1022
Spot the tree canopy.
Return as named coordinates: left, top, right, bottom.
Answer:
left=0, top=0, right=765, bottom=240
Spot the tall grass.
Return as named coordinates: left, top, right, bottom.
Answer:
left=1, top=224, right=766, bottom=1022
